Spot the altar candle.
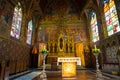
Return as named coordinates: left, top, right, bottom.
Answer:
left=94, top=45, right=96, bottom=49
left=44, top=45, right=46, bottom=49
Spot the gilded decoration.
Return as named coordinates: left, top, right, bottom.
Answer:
left=38, top=13, right=87, bottom=66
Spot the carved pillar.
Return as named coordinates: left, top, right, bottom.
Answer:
left=68, top=43, right=70, bottom=53
left=20, top=13, right=28, bottom=43
left=72, top=42, right=74, bottom=53
left=98, top=1, right=107, bottom=39
left=53, top=43, right=55, bottom=53
left=32, top=16, right=40, bottom=45
left=64, top=42, right=67, bottom=53
left=114, top=0, right=120, bottom=24
left=47, top=43, right=50, bottom=52
left=67, top=36, right=70, bottom=53
left=0, top=61, right=5, bottom=80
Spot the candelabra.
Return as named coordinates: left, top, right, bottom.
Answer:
left=94, top=53, right=103, bottom=80
left=40, top=54, right=47, bottom=80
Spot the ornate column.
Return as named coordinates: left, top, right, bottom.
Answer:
left=47, top=43, right=50, bottom=52
left=68, top=43, right=70, bottom=53
left=32, top=16, right=41, bottom=45
left=72, top=42, right=74, bottom=53
left=53, top=41, right=55, bottom=53
left=20, top=13, right=28, bottom=44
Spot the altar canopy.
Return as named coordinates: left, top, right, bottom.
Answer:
left=57, top=57, right=81, bottom=78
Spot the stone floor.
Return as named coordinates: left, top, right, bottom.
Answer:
left=45, top=70, right=119, bottom=80
left=11, top=70, right=120, bottom=80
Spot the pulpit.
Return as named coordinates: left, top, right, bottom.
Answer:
left=57, top=57, right=81, bottom=78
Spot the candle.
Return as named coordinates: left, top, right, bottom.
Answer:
left=44, top=45, right=46, bottom=49
left=94, top=45, right=96, bottom=50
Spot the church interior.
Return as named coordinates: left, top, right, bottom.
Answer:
left=0, top=0, right=120, bottom=80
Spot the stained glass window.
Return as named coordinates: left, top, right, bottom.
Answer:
left=90, top=12, right=99, bottom=42
left=26, top=20, right=33, bottom=45
left=103, top=0, right=120, bottom=36
left=10, top=2, right=22, bottom=39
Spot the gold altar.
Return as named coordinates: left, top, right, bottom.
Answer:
left=38, top=30, right=85, bottom=68
left=57, top=57, right=81, bottom=77
left=46, top=31, right=75, bottom=64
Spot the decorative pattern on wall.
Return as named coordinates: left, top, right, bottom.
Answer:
left=101, top=34, right=120, bottom=73
left=0, top=38, right=30, bottom=61
left=106, top=45, right=118, bottom=63
left=0, top=37, right=30, bottom=74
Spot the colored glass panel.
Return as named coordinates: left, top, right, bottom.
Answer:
left=104, top=0, right=120, bottom=36
left=91, top=12, right=99, bottom=42
left=10, top=2, right=22, bottom=39
left=26, top=20, right=33, bottom=45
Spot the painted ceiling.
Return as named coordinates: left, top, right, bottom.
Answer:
left=8, top=0, right=91, bottom=16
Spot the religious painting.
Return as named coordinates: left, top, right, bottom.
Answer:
left=38, top=30, right=49, bottom=43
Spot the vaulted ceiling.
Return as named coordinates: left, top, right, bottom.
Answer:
left=9, top=0, right=92, bottom=17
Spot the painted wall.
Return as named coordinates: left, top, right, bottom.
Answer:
left=38, top=14, right=88, bottom=44
left=0, top=0, right=31, bottom=75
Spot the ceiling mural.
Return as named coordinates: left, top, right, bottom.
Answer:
left=40, top=0, right=88, bottom=15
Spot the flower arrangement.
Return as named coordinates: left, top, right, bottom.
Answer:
left=92, top=45, right=100, bottom=54
left=41, top=49, right=49, bottom=54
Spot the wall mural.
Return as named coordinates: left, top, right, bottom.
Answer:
left=38, top=29, right=49, bottom=42
left=39, top=14, right=87, bottom=43
left=38, top=0, right=88, bottom=43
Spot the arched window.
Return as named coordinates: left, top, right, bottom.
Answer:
left=103, top=0, right=120, bottom=36
left=26, top=20, right=33, bottom=45
left=10, top=2, right=22, bottom=39
left=90, top=12, right=99, bottom=42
